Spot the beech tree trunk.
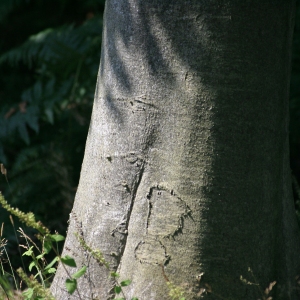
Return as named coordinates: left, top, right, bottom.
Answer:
left=51, top=1, right=300, bottom=299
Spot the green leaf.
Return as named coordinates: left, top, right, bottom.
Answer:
left=50, top=234, right=65, bottom=242
left=72, top=266, right=87, bottom=279
left=114, top=285, right=122, bottom=294
left=23, top=246, right=33, bottom=256
left=44, top=267, right=56, bottom=274
left=65, top=278, right=77, bottom=294
left=22, top=288, right=34, bottom=300
left=120, top=279, right=131, bottom=287
left=61, top=255, right=76, bottom=267
left=29, top=261, right=36, bottom=272
left=110, top=272, right=120, bottom=278
left=45, top=108, right=54, bottom=124
left=44, top=256, right=58, bottom=271
left=36, top=253, right=44, bottom=260
left=131, top=298, right=139, bottom=300
left=43, top=240, right=52, bottom=254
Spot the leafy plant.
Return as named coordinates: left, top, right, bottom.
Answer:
left=0, top=0, right=104, bottom=271
left=0, top=192, right=138, bottom=300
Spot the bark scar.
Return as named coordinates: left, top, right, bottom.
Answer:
left=114, top=160, right=145, bottom=269
left=146, top=185, right=193, bottom=238
left=134, top=239, right=170, bottom=266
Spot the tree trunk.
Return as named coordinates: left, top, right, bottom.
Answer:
left=51, top=1, right=300, bottom=299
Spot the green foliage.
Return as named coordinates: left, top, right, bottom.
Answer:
left=0, top=15, right=102, bottom=150
left=65, top=278, right=77, bottom=295
left=0, top=193, right=50, bottom=235
left=60, top=255, right=76, bottom=268
left=17, top=267, right=55, bottom=300
left=65, top=266, right=87, bottom=296
left=166, top=282, right=186, bottom=300
left=0, top=0, right=104, bottom=269
left=0, top=273, right=14, bottom=299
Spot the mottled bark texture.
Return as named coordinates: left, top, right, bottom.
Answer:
left=51, top=1, right=300, bottom=299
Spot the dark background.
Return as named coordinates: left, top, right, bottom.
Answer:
left=0, top=0, right=300, bottom=272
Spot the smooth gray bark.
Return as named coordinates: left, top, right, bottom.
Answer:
left=51, top=1, right=300, bottom=299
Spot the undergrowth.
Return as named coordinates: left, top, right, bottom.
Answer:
left=0, top=190, right=139, bottom=300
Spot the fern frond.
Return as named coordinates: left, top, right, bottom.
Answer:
left=0, top=28, right=53, bottom=67
left=0, top=17, right=102, bottom=68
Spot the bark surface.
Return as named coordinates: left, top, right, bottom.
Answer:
left=51, top=1, right=300, bottom=299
